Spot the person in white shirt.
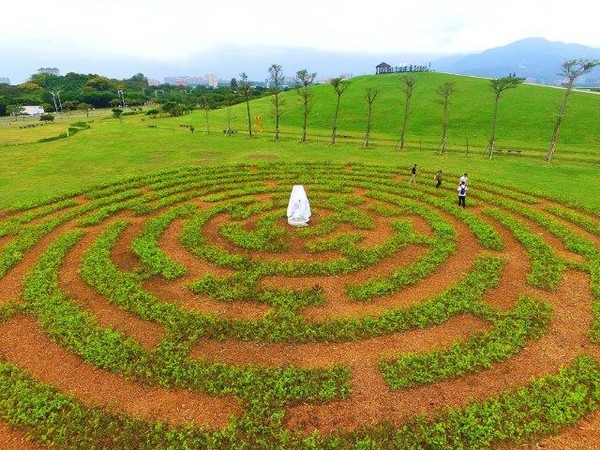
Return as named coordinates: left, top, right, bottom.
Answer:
left=459, top=173, right=468, bottom=186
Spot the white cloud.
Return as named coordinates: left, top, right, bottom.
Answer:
left=0, top=0, right=600, bottom=59
left=2, top=0, right=599, bottom=65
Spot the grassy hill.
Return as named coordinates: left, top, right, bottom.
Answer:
left=215, top=71, right=600, bottom=156
left=0, top=71, right=599, bottom=209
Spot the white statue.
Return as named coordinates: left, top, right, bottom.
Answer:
left=287, top=185, right=311, bottom=227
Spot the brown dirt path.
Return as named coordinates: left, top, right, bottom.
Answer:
left=58, top=223, right=165, bottom=350
left=282, top=210, right=600, bottom=434
left=0, top=316, right=242, bottom=429
left=0, top=421, right=45, bottom=450
left=0, top=218, right=83, bottom=305
left=524, top=411, right=600, bottom=449
left=190, top=313, right=490, bottom=367
left=264, top=208, right=482, bottom=322
left=143, top=217, right=268, bottom=320
left=2, top=179, right=600, bottom=448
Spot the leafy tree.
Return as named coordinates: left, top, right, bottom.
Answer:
left=111, top=108, right=123, bottom=119
left=7, top=104, right=22, bottom=119
left=546, top=59, right=600, bottom=161
left=77, top=102, right=93, bottom=117
left=487, top=75, right=524, bottom=159
left=86, top=76, right=117, bottom=91
left=362, top=88, right=378, bottom=149
left=161, top=101, right=186, bottom=117
left=61, top=100, right=78, bottom=113
left=28, top=72, right=60, bottom=89
left=238, top=72, right=253, bottom=137
left=437, top=82, right=455, bottom=154
left=39, top=113, right=55, bottom=123
left=230, top=78, right=238, bottom=88
left=329, top=76, right=350, bottom=145
left=17, top=82, right=43, bottom=92
left=295, top=69, right=316, bottom=143
left=145, top=108, right=160, bottom=118
left=397, top=76, right=416, bottom=150
left=268, top=64, right=284, bottom=140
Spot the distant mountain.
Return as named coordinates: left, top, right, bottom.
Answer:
left=2, top=37, right=599, bottom=86
left=434, top=37, right=600, bottom=85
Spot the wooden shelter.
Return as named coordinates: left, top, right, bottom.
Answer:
left=376, top=62, right=393, bottom=74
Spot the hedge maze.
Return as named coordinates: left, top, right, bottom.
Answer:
left=0, top=162, right=599, bottom=449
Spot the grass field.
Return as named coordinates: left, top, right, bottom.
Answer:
left=0, top=72, right=599, bottom=449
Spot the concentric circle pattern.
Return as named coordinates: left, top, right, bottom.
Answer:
left=1, top=162, right=599, bottom=449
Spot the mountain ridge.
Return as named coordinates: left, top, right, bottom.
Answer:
left=435, top=37, right=600, bottom=84
left=1, top=37, right=599, bottom=86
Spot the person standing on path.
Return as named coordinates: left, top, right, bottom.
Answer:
left=434, top=170, right=443, bottom=188
left=457, top=180, right=467, bottom=208
left=409, top=164, right=417, bottom=183
left=459, top=172, right=468, bottom=186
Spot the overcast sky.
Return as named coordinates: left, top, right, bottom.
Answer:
left=2, top=0, right=599, bottom=82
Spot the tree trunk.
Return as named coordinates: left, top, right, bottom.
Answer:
left=204, top=109, right=210, bottom=135
left=273, top=92, right=280, bottom=141
left=245, top=99, right=252, bottom=137
left=546, top=80, right=573, bottom=162
left=330, top=95, right=341, bottom=145
left=300, top=96, right=308, bottom=143
left=487, top=94, right=500, bottom=159
left=363, top=105, right=373, bottom=149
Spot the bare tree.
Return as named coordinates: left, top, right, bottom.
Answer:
left=199, top=95, right=210, bottom=135
left=329, top=76, right=350, bottom=145
left=268, top=64, right=285, bottom=141
left=296, top=69, right=316, bottom=143
left=397, top=76, right=416, bottom=150
left=362, top=88, right=378, bottom=149
left=238, top=72, right=253, bottom=137
left=546, top=59, right=600, bottom=162
left=437, top=82, right=455, bottom=154
left=224, top=89, right=235, bottom=136
left=486, top=75, right=524, bottom=159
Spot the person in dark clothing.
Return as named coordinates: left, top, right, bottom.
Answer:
left=409, top=164, right=417, bottom=183
left=457, top=180, right=467, bottom=208
left=434, top=170, right=443, bottom=188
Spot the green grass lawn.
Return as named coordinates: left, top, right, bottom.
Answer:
left=0, top=72, right=598, bottom=210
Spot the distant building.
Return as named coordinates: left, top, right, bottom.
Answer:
left=162, top=73, right=219, bottom=88
left=0, top=77, right=9, bottom=85
left=147, top=78, right=161, bottom=86
left=376, top=62, right=431, bottom=74
left=37, top=67, right=60, bottom=76
left=376, top=62, right=393, bottom=74
left=164, top=76, right=187, bottom=86
left=206, top=73, right=218, bottom=88
left=20, top=105, right=45, bottom=116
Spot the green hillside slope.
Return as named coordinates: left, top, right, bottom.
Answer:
left=213, top=72, right=599, bottom=156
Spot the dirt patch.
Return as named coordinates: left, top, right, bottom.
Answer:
left=0, top=421, right=45, bottom=450
left=1, top=171, right=599, bottom=449
left=59, top=224, right=166, bottom=349
left=0, top=316, right=242, bottom=429
left=284, top=271, right=599, bottom=433
left=190, top=313, right=490, bottom=366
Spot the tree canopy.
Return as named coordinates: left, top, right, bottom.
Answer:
left=0, top=71, right=270, bottom=116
